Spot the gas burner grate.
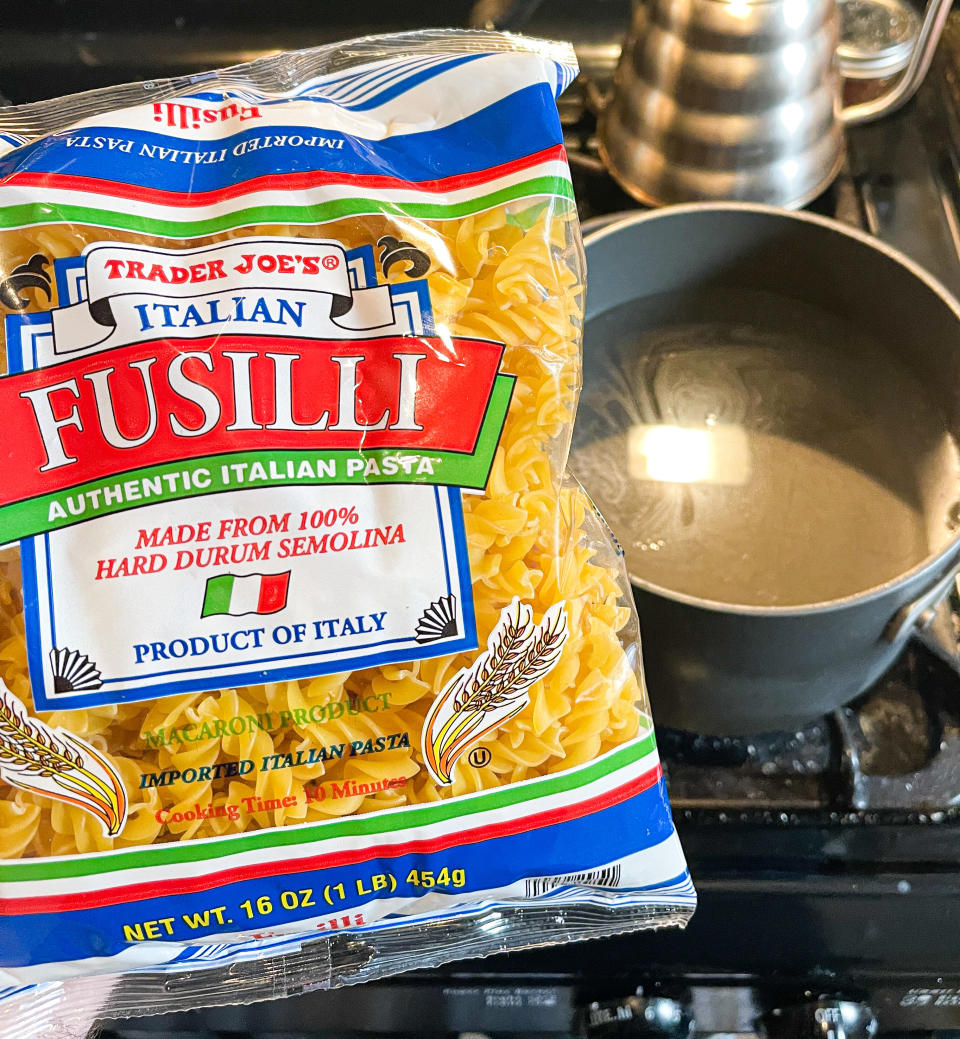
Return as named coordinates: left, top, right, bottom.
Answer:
left=659, top=637, right=960, bottom=823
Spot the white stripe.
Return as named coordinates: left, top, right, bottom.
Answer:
left=323, top=56, right=445, bottom=104
left=335, top=56, right=456, bottom=107
left=0, top=159, right=572, bottom=235
left=293, top=56, right=440, bottom=101
left=227, top=574, right=263, bottom=614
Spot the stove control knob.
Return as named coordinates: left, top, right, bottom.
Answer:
left=763, top=1001, right=878, bottom=1039
left=585, top=996, right=694, bottom=1039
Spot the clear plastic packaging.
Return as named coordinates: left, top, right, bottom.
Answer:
left=0, top=30, right=694, bottom=1036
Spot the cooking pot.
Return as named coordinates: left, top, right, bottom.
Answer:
left=573, top=204, right=960, bottom=734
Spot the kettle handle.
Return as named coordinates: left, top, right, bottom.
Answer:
left=841, top=0, right=954, bottom=126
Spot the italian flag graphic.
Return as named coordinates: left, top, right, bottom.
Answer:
left=201, top=572, right=291, bottom=617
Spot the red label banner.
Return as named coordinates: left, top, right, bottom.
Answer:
left=0, top=333, right=504, bottom=506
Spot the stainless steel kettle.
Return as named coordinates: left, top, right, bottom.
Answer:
left=599, top=0, right=954, bottom=208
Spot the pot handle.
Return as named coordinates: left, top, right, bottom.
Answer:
left=882, top=565, right=960, bottom=644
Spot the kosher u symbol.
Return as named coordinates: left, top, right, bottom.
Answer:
left=468, top=747, right=492, bottom=768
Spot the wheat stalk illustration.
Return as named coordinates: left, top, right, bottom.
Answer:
left=422, top=599, right=569, bottom=785
left=0, top=683, right=128, bottom=836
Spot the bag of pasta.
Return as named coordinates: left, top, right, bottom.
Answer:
left=0, top=30, right=694, bottom=1033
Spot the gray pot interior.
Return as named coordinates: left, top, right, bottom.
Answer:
left=584, top=208, right=960, bottom=441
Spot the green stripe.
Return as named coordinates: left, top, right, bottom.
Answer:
left=0, top=732, right=656, bottom=882
left=0, top=374, right=513, bottom=544
left=201, top=574, right=234, bottom=617
left=0, top=176, right=574, bottom=237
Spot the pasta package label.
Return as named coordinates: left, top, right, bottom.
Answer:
left=0, top=32, right=693, bottom=1013
left=5, top=233, right=492, bottom=710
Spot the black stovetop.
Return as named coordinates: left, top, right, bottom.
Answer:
left=9, top=4, right=960, bottom=1035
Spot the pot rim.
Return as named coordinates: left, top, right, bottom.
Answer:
left=582, top=201, right=960, bottom=617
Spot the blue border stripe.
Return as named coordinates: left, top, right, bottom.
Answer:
left=0, top=777, right=679, bottom=968
left=436, top=486, right=452, bottom=593
left=19, top=536, right=44, bottom=698
left=0, top=84, right=563, bottom=193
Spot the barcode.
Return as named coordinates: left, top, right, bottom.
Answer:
left=524, top=865, right=622, bottom=898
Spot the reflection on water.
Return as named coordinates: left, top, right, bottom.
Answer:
left=570, top=287, right=960, bottom=607
left=627, top=423, right=752, bottom=485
